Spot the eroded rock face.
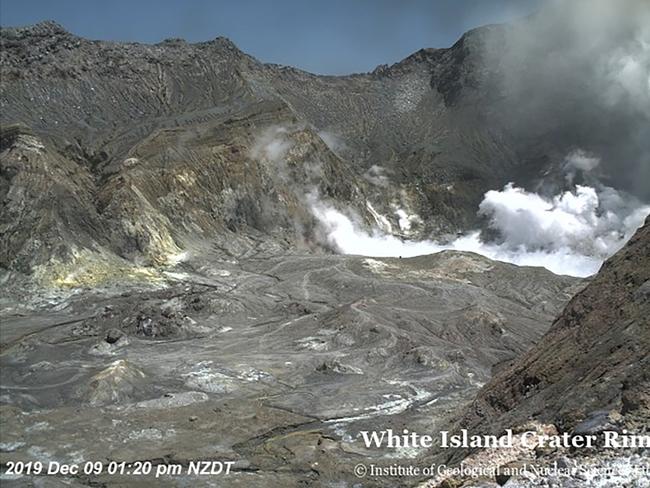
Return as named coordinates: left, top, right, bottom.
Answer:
left=0, top=125, right=105, bottom=276
left=2, top=20, right=645, bottom=280
left=0, top=113, right=369, bottom=286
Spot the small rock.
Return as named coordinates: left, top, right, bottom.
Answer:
left=189, top=415, right=198, bottom=422
left=555, top=456, right=571, bottom=470
left=440, top=479, right=463, bottom=488
left=105, top=328, right=124, bottom=344
left=495, top=472, right=511, bottom=486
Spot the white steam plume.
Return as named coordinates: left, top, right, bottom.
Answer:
left=489, top=0, right=650, bottom=200
left=309, top=179, right=649, bottom=278
left=251, top=126, right=293, bottom=166
left=250, top=129, right=649, bottom=278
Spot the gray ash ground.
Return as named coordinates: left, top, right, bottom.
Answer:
left=0, top=251, right=579, bottom=487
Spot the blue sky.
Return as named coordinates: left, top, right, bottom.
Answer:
left=0, top=0, right=543, bottom=74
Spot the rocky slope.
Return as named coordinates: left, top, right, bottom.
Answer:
left=0, top=109, right=367, bottom=290
left=420, top=217, right=650, bottom=487
left=461, top=217, right=650, bottom=431
left=0, top=21, right=509, bottom=261
left=2, top=20, right=646, bottom=286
